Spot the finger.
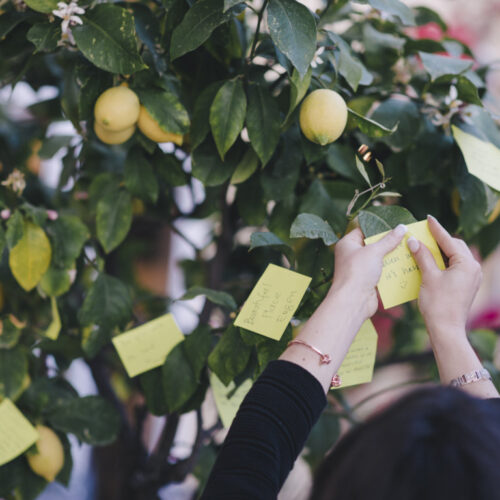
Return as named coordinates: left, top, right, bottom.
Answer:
left=370, top=224, right=407, bottom=255
left=427, top=215, right=465, bottom=258
left=407, top=237, right=440, bottom=276
left=338, top=227, right=364, bottom=249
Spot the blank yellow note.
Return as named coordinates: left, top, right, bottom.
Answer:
left=332, top=320, right=378, bottom=390
left=364, top=220, right=445, bottom=309
left=452, top=125, right=500, bottom=191
left=112, top=313, right=184, bottom=378
left=0, top=399, right=39, bottom=466
left=210, top=372, right=253, bottom=428
left=234, top=264, right=311, bottom=340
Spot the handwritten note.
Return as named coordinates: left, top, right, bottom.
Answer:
left=452, top=125, right=500, bottom=191
left=365, top=220, right=445, bottom=309
left=112, top=313, right=184, bottom=378
left=210, top=372, right=253, bottom=428
left=234, top=264, right=311, bottom=340
left=0, top=399, right=39, bottom=466
left=332, top=320, right=378, bottom=390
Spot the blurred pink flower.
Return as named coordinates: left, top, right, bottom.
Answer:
left=468, top=306, right=500, bottom=331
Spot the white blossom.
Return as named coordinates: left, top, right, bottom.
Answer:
left=52, top=1, right=85, bottom=46
left=310, top=47, right=325, bottom=69
left=1, top=169, right=26, bottom=196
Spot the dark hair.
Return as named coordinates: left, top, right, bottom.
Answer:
left=312, top=387, right=500, bottom=500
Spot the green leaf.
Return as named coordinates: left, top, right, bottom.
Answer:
left=79, top=274, right=132, bottom=329
left=267, top=0, right=317, bottom=76
left=180, top=286, right=237, bottom=310
left=73, top=4, right=146, bottom=74
left=191, top=139, right=238, bottom=186
left=48, top=396, right=120, bottom=446
left=246, top=84, right=281, bottom=166
left=24, top=0, right=58, bottom=13
left=47, top=215, right=89, bottom=269
left=367, top=0, right=415, bottom=25
left=223, top=0, right=242, bottom=12
left=184, top=325, right=213, bottom=381
left=96, top=190, right=132, bottom=253
left=456, top=76, right=482, bottom=106
left=0, top=346, right=28, bottom=402
left=355, top=155, right=372, bottom=186
left=0, top=317, right=22, bottom=350
left=285, top=67, right=312, bottom=122
left=249, top=231, right=295, bottom=266
left=140, top=368, right=168, bottom=416
left=363, top=24, right=405, bottom=51
left=154, top=153, right=188, bottom=187
left=81, top=326, right=110, bottom=359
left=230, top=146, right=260, bottom=184
left=161, top=342, right=198, bottom=412
left=0, top=226, right=5, bottom=257
left=290, top=213, right=339, bottom=245
left=304, top=410, right=340, bottom=469
left=45, top=297, right=61, bottom=340
left=236, top=176, right=267, bottom=225
left=19, top=377, right=78, bottom=416
left=326, top=144, right=365, bottom=184
left=6, top=210, right=24, bottom=249
left=191, top=81, right=224, bottom=150
left=208, top=325, right=252, bottom=385
left=40, top=267, right=71, bottom=297
left=347, top=108, right=397, bottom=138
left=338, top=45, right=363, bottom=92
left=256, top=325, right=292, bottom=371
left=9, top=221, right=52, bottom=292
left=27, top=22, right=61, bottom=52
left=170, top=0, right=234, bottom=60
left=136, top=88, right=190, bottom=135
left=418, top=51, right=473, bottom=81
left=124, top=147, right=159, bottom=203
left=458, top=174, right=489, bottom=239
left=209, top=79, right=247, bottom=159
left=358, top=205, right=417, bottom=237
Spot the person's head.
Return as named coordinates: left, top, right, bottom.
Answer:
left=312, top=386, right=500, bottom=500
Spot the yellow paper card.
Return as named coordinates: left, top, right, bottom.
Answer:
left=112, top=313, right=184, bottom=378
left=0, top=399, right=39, bottom=466
left=234, top=264, right=312, bottom=340
left=210, top=372, right=252, bottom=428
left=364, top=220, right=445, bottom=309
left=332, top=320, right=378, bottom=390
left=452, top=125, right=500, bottom=191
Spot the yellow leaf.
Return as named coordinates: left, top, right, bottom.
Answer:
left=9, top=221, right=52, bottom=292
left=45, top=297, right=61, bottom=341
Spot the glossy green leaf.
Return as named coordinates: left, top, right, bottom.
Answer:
left=124, top=147, right=159, bottom=203
left=249, top=231, right=295, bottom=266
left=184, top=325, right=213, bottom=381
left=230, top=146, right=260, bottom=184
left=456, top=76, right=482, bottom=106
left=96, top=190, right=132, bottom=253
left=0, top=346, right=28, bottom=402
left=180, top=286, right=237, bottom=310
left=347, top=108, right=397, bottom=138
left=140, top=368, right=169, bottom=416
left=47, top=215, right=89, bottom=269
left=191, top=81, right=224, bottom=149
left=367, top=0, right=415, bottom=25
left=27, top=22, right=61, bottom=52
left=0, top=317, right=22, bottom=350
left=285, top=67, right=312, bottom=122
left=73, top=4, right=146, bottom=74
left=419, top=51, right=472, bottom=81
left=290, top=213, right=339, bottom=245
left=358, top=205, right=417, bottom=237
left=209, top=79, right=247, bottom=159
left=24, top=0, right=58, bottom=13
left=40, top=267, right=72, bottom=297
left=191, top=139, right=238, bottom=186
left=267, top=0, right=317, bottom=76
left=6, top=210, right=24, bottom=249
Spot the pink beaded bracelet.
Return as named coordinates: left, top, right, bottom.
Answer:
left=288, top=339, right=342, bottom=389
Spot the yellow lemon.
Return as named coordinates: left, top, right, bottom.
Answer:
left=94, top=122, right=135, bottom=145
left=488, top=199, right=500, bottom=223
left=299, top=89, right=348, bottom=146
left=27, top=425, right=64, bottom=482
left=137, top=106, right=183, bottom=145
left=94, top=86, right=140, bottom=132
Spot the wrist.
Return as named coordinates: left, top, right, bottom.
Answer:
left=427, top=323, right=469, bottom=351
left=326, top=282, right=370, bottom=323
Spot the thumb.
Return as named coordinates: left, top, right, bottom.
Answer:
left=371, top=224, right=407, bottom=256
left=407, top=237, right=440, bottom=276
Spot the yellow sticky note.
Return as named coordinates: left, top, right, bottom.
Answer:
left=332, top=320, right=378, bottom=390
left=210, top=372, right=252, bottom=428
left=0, top=399, right=39, bottom=467
left=452, top=125, right=500, bottom=191
left=112, top=313, right=184, bottom=378
left=364, top=220, right=445, bottom=309
left=234, top=264, right=311, bottom=340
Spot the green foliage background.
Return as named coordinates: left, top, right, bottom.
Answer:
left=0, top=0, right=499, bottom=497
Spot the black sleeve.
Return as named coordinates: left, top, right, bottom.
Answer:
left=201, top=360, right=327, bottom=500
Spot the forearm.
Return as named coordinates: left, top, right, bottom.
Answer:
left=280, top=284, right=367, bottom=393
left=429, top=326, right=499, bottom=399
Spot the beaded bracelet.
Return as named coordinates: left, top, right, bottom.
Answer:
left=450, top=367, right=492, bottom=388
left=288, top=339, right=342, bottom=389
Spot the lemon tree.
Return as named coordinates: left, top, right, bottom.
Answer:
left=0, top=0, right=499, bottom=498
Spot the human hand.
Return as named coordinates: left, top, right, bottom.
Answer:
left=329, top=224, right=407, bottom=319
left=407, top=215, right=482, bottom=344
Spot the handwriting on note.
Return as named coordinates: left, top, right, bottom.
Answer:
left=364, top=220, right=445, bottom=309
left=234, top=264, right=311, bottom=340
left=452, top=125, right=500, bottom=191
left=112, top=313, right=184, bottom=378
left=210, top=372, right=252, bottom=428
left=0, top=399, right=39, bottom=467
left=332, top=320, right=378, bottom=390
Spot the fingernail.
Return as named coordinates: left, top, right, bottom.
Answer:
left=427, top=214, right=436, bottom=221
left=407, top=236, right=419, bottom=252
left=394, top=224, right=407, bottom=237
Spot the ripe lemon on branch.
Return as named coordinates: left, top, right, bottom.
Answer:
left=299, top=89, right=348, bottom=146
left=137, top=106, right=183, bottom=145
left=26, top=425, right=64, bottom=482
